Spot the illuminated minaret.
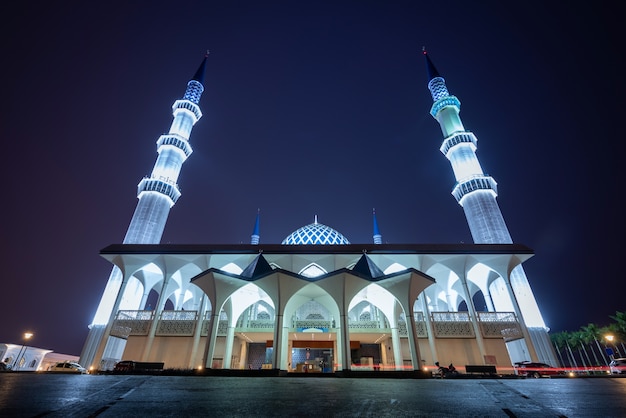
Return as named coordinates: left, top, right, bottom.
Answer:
left=372, top=209, right=382, bottom=244
left=80, top=54, right=208, bottom=369
left=251, top=209, right=261, bottom=244
left=423, top=49, right=557, bottom=365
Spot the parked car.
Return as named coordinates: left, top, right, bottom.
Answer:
left=113, top=360, right=136, bottom=372
left=514, top=361, right=562, bottom=378
left=609, top=358, right=626, bottom=374
left=113, top=360, right=164, bottom=373
left=48, top=361, right=87, bottom=374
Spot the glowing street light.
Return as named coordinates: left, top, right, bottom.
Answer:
left=12, top=332, right=34, bottom=371
left=604, top=334, right=615, bottom=361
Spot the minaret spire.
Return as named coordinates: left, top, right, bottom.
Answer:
left=191, top=50, right=209, bottom=85
left=423, top=50, right=557, bottom=366
left=250, top=209, right=260, bottom=245
left=372, top=208, right=382, bottom=244
left=80, top=53, right=210, bottom=370
left=422, top=47, right=440, bottom=81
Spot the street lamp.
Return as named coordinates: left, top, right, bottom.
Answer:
left=12, top=332, right=33, bottom=370
left=605, top=334, right=615, bottom=361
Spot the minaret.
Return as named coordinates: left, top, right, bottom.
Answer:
left=250, top=209, right=260, bottom=244
left=80, top=54, right=209, bottom=369
left=423, top=49, right=557, bottom=365
left=124, top=53, right=207, bottom=244
left=372, top=209, right=382, bottom=244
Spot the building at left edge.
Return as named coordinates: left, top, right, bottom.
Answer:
left=1, top=344, right=79, bottom=372
left=79, top=52, right=558, bottom=374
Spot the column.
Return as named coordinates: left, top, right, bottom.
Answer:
left=459, top=273, right=487, bottom=363
left=141, top=275, right=170, bottom=361
left=202, top=311, right=220, bottom=369
left=188, top=295, right=206, bottom=369
left=390, top=327, right=403, bottom=370
left=340, top=313, right=351, bottom=371
left=406, top=309, right=422, bottom=371
left=89, top=273, right=133, bottom=370
left=504, top=276, right=539, bottom=362
left=420, top=295, right=438, bottom=364
left=223, top=324, right=235, bottom=368
left=272, top=314, right=284, bottom=369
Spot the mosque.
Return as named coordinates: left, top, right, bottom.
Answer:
left=79, top=51, right=558, bottom=374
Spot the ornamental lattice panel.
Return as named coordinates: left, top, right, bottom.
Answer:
left=294, top=320, right=332, bottom=329
left=109, top=324, right=132, bottom=339
left=112, top=320, right=151, bottom=336
left=414, top=321, right=427, bottom=337
left=156, top=320, right=196, bottom=336
left=201, top=320, right=209, bottom=336
left=480, top=321, right=522, bottom=339
left=499, top=326, right=524, bottom=341
left=245, top=320, right=275, bottom=330
left=398, top=321, right=407, bottom=336
left=433, top=321, right=475, bottom=338
left=199, top=320, right=229, bottom=336
left=348, top=320, right=381, bottom=330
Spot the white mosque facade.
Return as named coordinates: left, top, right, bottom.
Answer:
left=80, top=53, right=557, bottom=374
left=87, top=224, right=551, bottom=374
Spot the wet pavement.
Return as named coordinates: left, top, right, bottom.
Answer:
left=1, top=373, right=625, bottom=417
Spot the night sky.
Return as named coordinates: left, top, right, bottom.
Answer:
left=2, top=1, right=624, bottom=356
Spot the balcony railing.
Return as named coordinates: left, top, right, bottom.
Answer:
left=112, top=310, right=522, bottom=339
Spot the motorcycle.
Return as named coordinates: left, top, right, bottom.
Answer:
left=435, top=362, right=459, bottom=378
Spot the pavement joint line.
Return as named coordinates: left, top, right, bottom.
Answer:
left=483, top=381, right=570, bottom=418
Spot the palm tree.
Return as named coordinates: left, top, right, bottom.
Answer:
left=581, top=323, right=605, bottom=367
left=550, top=332, right=567, bottom=367
left=555, top=331, right=578, bottom=369
left=569, top=331, right=592, bottom=371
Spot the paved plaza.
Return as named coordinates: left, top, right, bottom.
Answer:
left=1, top=374, right=625, bottom=417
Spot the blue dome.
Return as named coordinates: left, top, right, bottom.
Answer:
left=282, top=220, right=350, bottom=245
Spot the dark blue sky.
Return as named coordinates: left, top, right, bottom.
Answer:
left=2, top=1, right=623, bottom=355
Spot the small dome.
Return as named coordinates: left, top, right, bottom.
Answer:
left=282, top=219, right=350, bottom=245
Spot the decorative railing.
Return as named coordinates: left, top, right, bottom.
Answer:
left=117, top=310, right=154, bottom=320
left=160, top=310, right=197, bottom=320
left=479, top=312, right=522, bottom=340
left=113, top=310, right=520, bottom=340
left=294, top=320, right=333, bottom=329
left=348, top=320, right=382, bottom=330
left=398, top=321, right=407, bottom=336
left=243, top=320, right=275, bottom=330
left=156, top=320, right=196, bottom=336
left=432, top=312, right=471, bottom=322
left=112, top=310, right=152, bottom=337
left=433, top=320, right=475, bottom=337
left=396, top=320, right=428, bottom=338
left=111, top=319, right=150, bottom=337
left=109, top=324, right=134, bottom=339
left=477, top=312, right=516, bottom=322
left=414, top=321, right=427, bottom=337
left=431, top=311, right=474, bottom=338
left=198, top=319, right=229, bottom=336
left=500, top=327, right=524, bottom=341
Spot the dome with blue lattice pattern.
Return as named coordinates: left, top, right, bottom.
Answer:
left=282, top=218, right=350, bottom=245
